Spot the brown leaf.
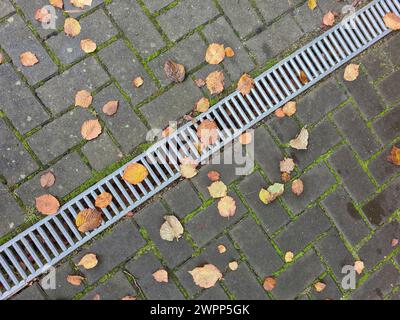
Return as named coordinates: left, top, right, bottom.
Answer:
left=391, top=238, right=399, bottom=247
left=282, top=101, right=296, bottom=116
left=64, top=17, right=81, bottom=37
left=197, top=119, right=219, bottom=146
left=80, top=38, right=97, bottom=53
left=207, top=170, right=220, bottom=181
left=195, top=97, right=210, bottom=113
left=50, top=0, right=64, bottom=9
left=383, top=12, right=400, bottom=30
left=289, top=127, right=309, bottom=150
left=208, top=181, right=227, bottom=199
left=205, top=43, right=225, bottom=65
left=75, top=90, right=92, bottom=108
left=291, top=179, right=304, bottom=196
left=77, top=253, right=98, bottom=270
left=20, top=52, right=39, bottom=67
left=160, top=215, right=184, bottom=241
left=164, top=59, right=185, bottom=83
left=75, top=208, right=103, bottom=233
left=121, top=295, right=136, bottom=300
left=280, top=157, right=295, bottom=174
left=284, top=251, right=294, bottom=263
left=387, top=145, right=400, bottom=166
left=344, top=63, right=360, bottom=81
left=206, top=70, right=225, bottom=95
left=67, top=275, right=84, bottom=286
left=40, top=171, right=55, bottom=188
left=35, top=194, right=60, bottom=215
left=217, top=196, right=236, bottom=217
left=275, top=108, right=285, bottom=118
left=123, top=163, right=148, bottom=185
left=81, top=119, right=102, bottom=140
left=323, top=11, right=335, bottom=26
left=263, top=277, right=276, bottom=291
left=102, top=100, right=119, bottom=116
left=237, top=74, right=254, bottom=96
left=217, top=244, right=226, bottom=254
left=354, top=260, right=364, bottom=275
left=299, top=70, right=309, bottom=85
left=189, top=264, right=222, bottom=289
left=225, top=47, right=235, bottom=58
left=239, top=132, right=252, bottom=145
left=281, top=172, right=291, bottom=183
left=95, top=192, right=112, bottom=208
left=228, top=261, right=238, bottom=271
left=314, top=282, right=326, bottom=292
left=152, top=269, right=169, bottom=283
left=194, top=78, right=206, bottom=87
left=132, top=76, right=144, bottom=88
left=35, top=7, right=52, bottom=23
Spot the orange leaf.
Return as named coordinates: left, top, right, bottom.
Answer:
left=77, top=253, right=98, bottom=269
left=217, top=196, right=236, bottom=217
left=81, top=119, right=102, bottom=140
left=207, top=170, right=220, bottom=182
left=95, top=192, right=112, bottom=208
left=132, top=76, right=144, bottom=88
left=20, top=51, right=39, bottom=67
left=291, top=179, right=304, bottom=196
left=282, top=101, right=296, bottom=116
left=217, top=244, right=226, bottom=253
left=195, top=97, right=210, bottom=113
left=64, top=17, right=81, bottom=37
left=80, top=38, right=97, bottom=53
left=75, top=90, right=92, bottom=108
left=281, top=172, right=291, bottom=183
left=206, top=70, right=225, bottom=95
left=189, top=264, right=222, bottom=289
left=263, top=277, right=276, bottom=291
left=237, top=74, right=254, bottom=96
left=40, top=171, right=55, bottom=188
left=274, top=108, right=285, bottom=118
left=152, top=269, right=169, bottom=283
left=205, top=43, right=225, bottom=65
left=344, top=63, right=360, bottom=81
left=197, top=119, right=219, bottom=146
left=35, top=7, right=52, bottom=23
left=314, top=282, right=326, bottom=292
left=35, top=194, right=60, bottom=215
left=75, top=208, right=103, bottom=233
left=225, top=47, right=235, bottom=58
left=102, top=100, right=119, bottom=116
left=387, top=145, right=400, bottom=166
left=239, top=132, right=252, bottom=145
left=323, top=11, right=335, bottom=26
left=50, top=0, right=64, bottom=9
left=67, top=275, right=84, bottom=286
left=123, top=163, right=148, bottom=185
left=383, top=12, right=400, bottom=30
left=299, top=70, right=309, bottom=84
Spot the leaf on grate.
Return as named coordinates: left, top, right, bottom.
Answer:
left=70, top=0, right=92, bottom=9
left=80, top=38, right=97, bottom=53
left=123, top=163, right=148, bottom=185
left=217, top=196, right=236, bottom=217
left=314, top=282, right=326, bottom=292
left=160, top=215, right=184, bottom=241
left=75, top=90, right=92, bottom=108
left=50, top=0, right=64, bottom=9
left=237, top=74, right=254, bottom=96
left=75, top=208, right=103, bottom=233
left=20, top=51, right=39, bottom=67
left=299, top=70, right=309, bottom=85
left=263, top=277, right=276, bottom=291
left=354, top=260, right=364, bottom=274
left=274, top=108, right=285, bottom=118
left=383, top=12, right=400, bottom=30
left=259, top=183, right=284, bottom=205
left=197, top=119, right=219, bottom=146
left=323, top=11, right=335, bottom=26
left=239, top=132, right=252, bottom=145
left=35, top=194, right=60, bottom=215
left=95, top=192, right=113, bottom=208
left=189, top=264, right=222, bottom=289
left=284, top=251, right=294, bottom=263
left=102, top=100, right=119, bottom=116
left=152, top=269, right=169, bottom=283
left=343, top=63, right=360, bottom=81
left=291, top=179, right=304, bottom=196
left=132, top=76, right=144, bottom=88
left=77, top=253, right=98, bottom=270
left=205, top=43, right=225, bottom=65
left=67, top=275, right=84, bottom=286
left=208, top=181, right=227, bottom=199
left=64, top=18, right=81, bottom=37
left=225, top=47, right=235, bottom=58
left=282, top=101, right=297, bottom=116
left=280, top=157, right=295, bottom=174
left=195, top=97, right=210, bottom=113
left=387, top=145, right=400, bottom=166
left=289, top=127, right=309, bottom=150
left=308, top=0, right=317, bottom=10
left=206, top=70, right=225, bottom=95
left=207, top=170, right=220, bottom=182
left=180, top=163, right=198, bottom=179
left=164, top=59, right=185, bottom=83
left=81, top=119, right=102, bottom=140
left=40, top=171, right=55, bottom=188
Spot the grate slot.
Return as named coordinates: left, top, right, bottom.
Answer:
left=28, top=233, right=51, bottom=263
left=0, top=255, right=19, bottom=285
left=20, top=238, right=43, bottom=269
left=12, top=243, right=35, bottom=275
left=4, top=248, right=26, bottom=280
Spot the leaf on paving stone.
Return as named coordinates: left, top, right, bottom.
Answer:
left=92, top=294, right=101, bottom=300
left=217, top=196, right=236, bottom=217
left=281, top=172, right=291, bottom=183
left=314, top=282, right=326, bottom=292
left=132, top=76, right=144, bottom=88
left=299, top=70, right=309, bottom=85
left=308, top=0, right=317, bottom=10
left=289, top=127, right=309, bottom=150
left=207, top=170, right=220, bottom=182
left=195, top=78, right=206, bottom=87
left=206, top=70, right=225, bottom=95
left=64, top=17, right=81, bottom=37
left=160, top=215, right=184, bottom=241
left=35, top=7, right=52, bottom=23
left=383, top=12, right=400, bottom=30
left=40, top=171, right=55, bottom=188
left=121, top=295, right=136, bottom=300
left=164, top=59, right=185, bottom=83
left=275, top=108, right=285, bottom=118
left=95, top=192, right=112, bottom=208
left=75, top=208, right=103, bottom=233
left=80, top=38, right=97, bottom=53
left=81, top=119, right=102, bottom=140
left=282, top=101, right=297, bottom=116
left=228, top=261, right=238, bottom=271
left=387, top=145, right=400, bottom=166
left=284, top=251, right=294, bottom=263
left=280, top=157, right=295, bottom=174
left=0, top=53, right=3, bottom=64
left=123, top=163, right=148, bottom=185
left=35, top=194, right=60, bottom=215
left=205, top=43, right=225, bottom=65
left=70, top=0, right=92, bottom=9
left=195, top=97, right=210, bottom=113
left=217, top=244, right=226, bottom=253
left=67, top=275, right=84, bottom=286
left=391, top=238, right=399, bottom=247
left=50, top=0, right=64, bottom=9
left=237, top=74, right=254, bottom=96
left=197, top=119, right=219, bottom=146
left=239, top=132, right=252, bottom=145
left=291, top=179, right=304, bottom=196
left=75, top=90, right=92, bottom=108
left=152, top=269, right=169, bottom=283
left=102, top=100, right=119, bottom=116
left=343, top=63, right=360, bottom=81
left=354, top=260, right=364, bottom=275
left=323, top=11, right=335, bottom=26
left=77, top=253, right=98, bottom=269
left=259, top=183, right=284, bottom=205
left=20, top=51, right=39, bottom=67
left=208, top=181, right=227, bottom=199
left=263, top=277, right=276, bottom=291
left=180, top=163, right=198, bottom=179
left=189, top=264, right=222, bottom=289
left=225, top=47, right=235, bottom=58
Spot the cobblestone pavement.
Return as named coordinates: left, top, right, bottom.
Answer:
left=1, top=0, right=399, bottom=300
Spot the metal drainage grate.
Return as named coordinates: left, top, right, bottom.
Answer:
left=0, top=0, right=398, bottom=300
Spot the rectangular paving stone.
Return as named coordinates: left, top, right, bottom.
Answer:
left=0, top=15, right=57, bottom=85
left=125, top=251, right=184, bottom=300
left=108, top=0, right=165, bottom=57
left=309, top=274, right=342, bottom=300
left=293, top=1, right=323, bottom=33
left=368, top=143, right=400, bottom=186
left=362, top=47, right=393, bottom=81
left=0, top=63, right=49, bottom=134
left=73, top=220, right=146, bottom=284
left=322, top=186, right=370, bottom=246
left=92, top=84, right=147, bottom=153
left=143, top=0, right=174, bottom=13
left=0, top=119, right=38, bottom=185
left=329, top=146, right=375, bottom=203
left=253, top=0, right=301, bottom=23
left=273, top=249, right=324, bottom=300
left=0, top=0, right=15, bottom=18
left=12, top=284, right=46, bottom=300
left=157, top=0, right=219, bottom=42
left=333, top=103, right=381, bottom=160
left=373, top=107, right=400, bottom=145
left=378, top=70, right=400, bottom=104
left=98, top=40, right=157, bottom=105
left=267, top=115, right=300, bottom=145
left=46, top=9, right=117, bottom=65
left=0, top=188, right=26, bottom=238
left=16, top=152, right=92, bottom=207
left=245, top=15, right=303, bottom=65
left=27, top=108, right=94, bottom=163
left=196, top=284, right=228, bottom=300
left=230, top=217, right=282, bottom=277
left=275, top=206, right=332, bottom=254
left=387, top=33, right=400, bottom=66
left=36, top=56, right=109, bottom=114
left=318, top=0, right=352, bottom=12
left=135, top=201, right=193, bottom=268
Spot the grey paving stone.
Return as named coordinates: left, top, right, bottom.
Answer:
left=351, top=262, right=400, bottom=300
left=218, top=0, right=263, bottom=39
left=267, top=115, right=300, bottom=145
left=368, top=143, right=400, bottom=186
left=0, top=0, right=14, bottom=18
left=318, top=0, right=352, bottom=12
left=185, top=192, right=247, bottom=247
left=27, top=108, right=94, bottom=163
left=297, top=78, right=348, bottom=124
left=237, top=172, right=290, bottom=234
left=373, top=107, right=400, bottom=145
left=64, top=0, right=104, bottom=17
left=157, top=0, right=219, bottom=41
left=0, top=119, right=38, bottom=185
left=36, top=56, right=109, bottom=114
left=46, top=9, right=117, bottom=65
left=223, top=262, right=267, bottom=300
left=245, top=15, right=304, bottom=65
left=163, top=180, right=202, bottom=219
left=309, top=274, right=342, bottom=300
left=275, top=206, right=332, bottom=254
left=83, top=271, right=137, bottom=300
left=203, top=17, right=255, bottom=80
left=378, top=70, right=400, bottom=104
left=175, top=235, right=239, bottom=297
left=0, top=188, right=25, bottom=238
left=16, top=152, right=92, bottom=207
left=92, top=84, right=147, bottom=154
left=196, top=284, right=228, bottom=300
left=12, top=284, right=46, bottom=300
left=0, top=63, right=49, bottom=134
left=322, top=186, right=370, bottom=246
left=135, top=201, right=193, bottom=268
left=125, top=251, right=184, bottom=300
left=362, top=47, right=393, bottom=81
left=107, top=0, right=165, bottom=57
left=273, top=249, right=324, bottom=300
left=293, top=1, right=323, bottom=33
left=283, top=162, right=336, bottom=215
left=362, top=177, right=400, bottom=227
left=329, top=146, right=375, bottom=203
left=253, top=0, right=301, bottom=23
left=143, top=0, right=174, bottom=13
left=333, top=103, right=381, bottom=160
left=148, top=33, right=207, bottom=86
left=230, top=217, right=282, bottom=276
left=387, top=33, right=400, bottom=66
left=98, top=40, right=157, bottom=105
left=73, top=220, right=146, bottom=284
left=342, top=71, right=384, bottom=119
left=141, top=80, right=203, bottom=129
left=0, top=15, right=57, bottom=85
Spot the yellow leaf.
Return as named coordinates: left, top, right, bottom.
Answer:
left=64, top=17, right=81, bottom=37
left=228, top=261, right=238, bottom=271
left=308, top=0, right=317, bottom=10
left=80, top=38, right=97, bottom=53
left=217, top=244, right=226, bottom=253
left=189, top=264, right=222, bottom=289
left=284, top=251, right=294, bottom=263
left=282, top=101, right=297, bottom=116
left=205, top=43, right=225, bottom=65
left=95, top=192, right=112, bottom=208
left=122, top=163, right=148, bottom=185
left=208, top=181, right=227, bottom=199
left=195, top=97, right=210, bottom=113
left=132, top=76, right=144, bottom=88
left=314, top=282, right=326, bottom=292
left=383, top=12, right=400, bottom=30
left=289, top=127, right=309, bottom=150
left=344, top=63, right=360, bottom=81
left=77, top=253, right=98, bottom=270
left=387, top=145, right=400, bottom=166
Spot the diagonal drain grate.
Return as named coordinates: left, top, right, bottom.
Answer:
left=0, top=0, right=398, bottom=300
